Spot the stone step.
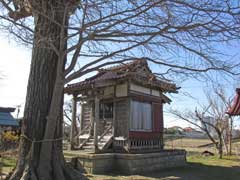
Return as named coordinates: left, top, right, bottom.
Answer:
left=85, top=142, right=94, bottom=146
left=82, top=145, right=94, bottom=150
left=79, top=134, right=90, bottom=139
left=99, top=139, right=109, bottom=143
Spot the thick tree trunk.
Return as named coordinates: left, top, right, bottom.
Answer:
left=8, top=1, right=84, bottom=180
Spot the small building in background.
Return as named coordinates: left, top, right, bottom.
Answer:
left=0, top=107, right=19, bottom=132
left=183, top=127, right=206, bottom=138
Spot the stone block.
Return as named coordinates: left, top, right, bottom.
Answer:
left=73, top=150, right=186, bottom=174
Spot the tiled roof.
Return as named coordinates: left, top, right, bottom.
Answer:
left=65, top=59, right=178, bottom=94
left=0, top=112, right=19, bottom=126
left=227, top=88, right=240, bottom=116
left=0, top=107, right=15, bottom=113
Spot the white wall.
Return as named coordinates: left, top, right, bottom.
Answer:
left=130, top=83, right=161, bottom=97
left=116, top=83, right=128, bottom=97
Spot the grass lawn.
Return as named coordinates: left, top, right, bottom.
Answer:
left=86, top=155, right=240, bottom=180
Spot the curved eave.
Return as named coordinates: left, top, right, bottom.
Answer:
left=227, top=88, right=240, bottom=116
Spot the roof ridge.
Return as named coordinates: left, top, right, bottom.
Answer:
left=100, top=59, right=147, bottom=71
left=0, top=107, right=15, bottom=112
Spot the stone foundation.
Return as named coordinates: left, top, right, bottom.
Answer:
left=71, top=150, right=186, bottom=174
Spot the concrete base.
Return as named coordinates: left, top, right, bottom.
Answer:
left=67, top=150, right=186, bottom=174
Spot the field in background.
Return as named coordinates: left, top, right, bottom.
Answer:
left=164, top=137, right=240, bottom=155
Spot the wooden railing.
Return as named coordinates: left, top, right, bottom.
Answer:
left=129, top=139, right=162, bottom=150
left=74, top=124, right=91, bottom=139
left=113, top=137, right=128, bottom=147
left=113, top=137, right=128, bottom=152
left=98, top=124, right=112, bottom=142
left=100, top=136, right=113, bottom=151
left=77, top=135, right=91, bottom=149
left=113, top=138, right=163, bottom=152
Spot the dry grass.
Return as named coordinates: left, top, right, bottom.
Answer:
left=165, top=138, right=240, bottom=155
left=165, top=138, right=211, bottom=148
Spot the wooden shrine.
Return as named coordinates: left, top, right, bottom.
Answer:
left=65, top=59, right=178, bottom=153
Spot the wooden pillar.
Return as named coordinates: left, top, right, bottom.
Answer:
left=112, top=101, right=116, bottom=137
left=70, top=94, right=77, bottom=150
left=94, top=96, right=100, bottom=153
left=89, top=102, right=94, bottom=136
left=78, top=102, right=83, bottom=136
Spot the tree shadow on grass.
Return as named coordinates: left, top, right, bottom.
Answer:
left=143, top=162, right=240, bottom=180
left=98, top=162, right=240, bottom=180
left=222, top=157, right=240, bottom=163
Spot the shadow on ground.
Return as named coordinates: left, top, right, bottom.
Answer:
left=87, top=162, right=240, bottom=180
left=147, top=162, right=240, bottom=180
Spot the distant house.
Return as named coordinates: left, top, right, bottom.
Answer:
left=183, top=127, right=206, bottom=138
left=183, top=127, right=195, bottom=132
left=165, top=126, right=183, bottom=135
left=169, top=126, right=183, bottom=131
left=0, top=107, right=19, bottom=132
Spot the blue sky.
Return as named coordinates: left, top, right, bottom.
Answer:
left=0, top=36, right=239, bottom=128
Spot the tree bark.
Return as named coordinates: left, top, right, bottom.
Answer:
left=229, top=117, right=233, bottom=155
left=216, top=131, right=223, bottom=159
left=8, top=1, right=84, bottom=180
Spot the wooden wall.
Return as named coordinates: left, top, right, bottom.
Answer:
left=115, top=99, right=129, bottom=137
left=81, top=104, right=91, bottom=130
left=152, top=103, right=164, bottom=133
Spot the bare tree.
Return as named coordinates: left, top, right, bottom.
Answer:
left=0, top=0, right=239, bottom=179
left=170, top=87, right=232, bottom=159
left=63, top=100, right=81, bottom=137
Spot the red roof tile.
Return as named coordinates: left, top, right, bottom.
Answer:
left=65, top=59, right=178, bottom=94
left=227, top=88, right=240, bottom=116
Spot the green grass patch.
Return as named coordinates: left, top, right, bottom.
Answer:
left=0, top=156, right=16, bottom=175
left=188, top=154, right=240, bottom=167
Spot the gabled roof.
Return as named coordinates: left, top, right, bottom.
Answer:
left=65, top=59, right=178, bottom=94
left=0, top=107, right=19, bottom=127
left=227, top=88, right=240, bottom=116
